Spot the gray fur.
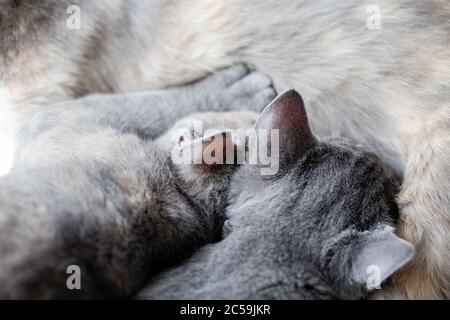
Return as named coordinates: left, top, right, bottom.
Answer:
left=0, top=66, right=275, bottom=299
left=138, top=91, right=413, bottom=300
left=0, top=0, right=449, bottom=299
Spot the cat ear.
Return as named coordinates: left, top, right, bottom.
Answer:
left=323, top=226, right=414, bottom=298
left=255, top=90, right=317, bottom=170
left=178, top=130, right=235, bottom=167
left=351, top=227, right=414, bottom=286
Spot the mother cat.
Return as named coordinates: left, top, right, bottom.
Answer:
left=0, top=0, right=449, bottom=298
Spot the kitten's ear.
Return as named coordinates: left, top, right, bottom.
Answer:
left=178, top=130, right=235, bottom=167
left=324, top=226, right=414, bottom=298
left=255, top=90, right=317, bottom=169
left=351, top=227, right=414, bottom=286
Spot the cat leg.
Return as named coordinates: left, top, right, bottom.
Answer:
left=70, top=65, right=275, bottom=138
left=378, top=117, right=450, bottom=299
left=157, top=111, right=259, bottom=151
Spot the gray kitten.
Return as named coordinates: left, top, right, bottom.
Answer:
left=0, top=65, right=275, bottom=299
left=138, top=91, right=414, bottom=300
left=1, top=1, right=449, bottom=299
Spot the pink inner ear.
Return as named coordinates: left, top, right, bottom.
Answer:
left=255, top=90, right=317, bottom=167
left=182, top=132, right=233, bottom=166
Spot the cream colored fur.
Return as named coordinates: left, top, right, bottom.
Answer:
left=0, top=0, right=448, bottom=299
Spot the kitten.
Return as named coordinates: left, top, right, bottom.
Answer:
left=1, top=0, right=449, bottom=299
left=0, top=66, right=275, bottom=299
left=138, top=91, right=414, bottom=300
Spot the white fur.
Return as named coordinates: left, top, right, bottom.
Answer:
left=0, top=0, right=449, bottom=299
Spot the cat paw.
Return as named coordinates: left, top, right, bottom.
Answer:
left=170, top=111, right=259, bottom=148
left=199, top=64, right=277, bottom=112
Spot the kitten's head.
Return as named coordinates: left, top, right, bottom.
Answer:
left=226, top=91, right=414, bottom=299
left=159, top=112, right=256, bottom=230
